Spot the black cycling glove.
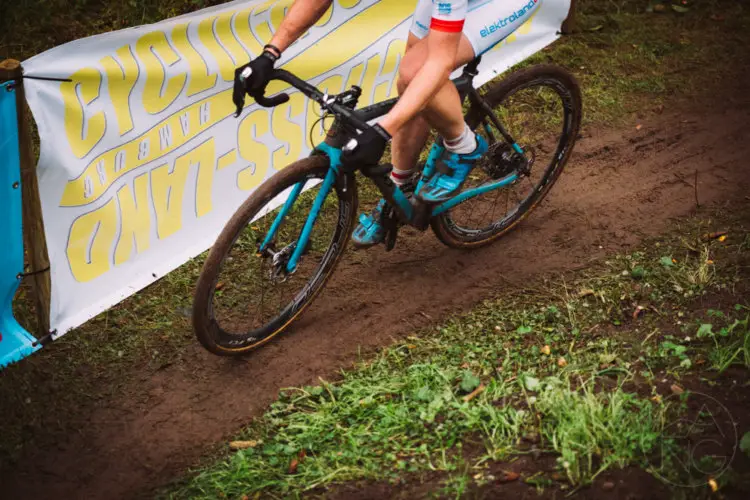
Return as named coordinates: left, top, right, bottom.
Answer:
left=233, top=50, right=277, bottom=116
left=342, top=124, right=392, bottom=169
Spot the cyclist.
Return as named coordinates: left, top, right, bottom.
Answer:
left=235, top=0, right=541, bottom=247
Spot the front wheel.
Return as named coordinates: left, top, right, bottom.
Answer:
left=432, top=64, right=582, bottom=248
left=193, top=156, right=358, bottom=356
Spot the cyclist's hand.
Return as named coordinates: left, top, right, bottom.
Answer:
left=342, top=124, right=392, bottom=168
left=232, top=52, right=276, bottom=116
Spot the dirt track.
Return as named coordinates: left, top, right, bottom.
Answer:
left=2, top=87, right=750, bottom=498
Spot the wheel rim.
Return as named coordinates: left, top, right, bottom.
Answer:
left=206, top=168, right=349, bottom=348
left=442, top=76, right=576, bottom=241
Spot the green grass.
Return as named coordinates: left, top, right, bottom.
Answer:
left=1, top=0, right=750, bottom=491
left=165, top=210, right=750, bottom=498
left=522, top=0, right=750, bottom=125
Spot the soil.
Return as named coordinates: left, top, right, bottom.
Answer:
left=2, top=75, right=750, bottom=499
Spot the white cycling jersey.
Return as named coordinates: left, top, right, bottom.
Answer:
left=410, top=0, right=542, bottom=56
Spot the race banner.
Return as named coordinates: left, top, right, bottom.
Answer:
left=21, top=0, right=571, bottom=336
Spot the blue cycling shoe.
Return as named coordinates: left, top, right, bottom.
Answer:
left=416, top=134, right=488, bottom=203
left=351, top=199, right=386, bottom=248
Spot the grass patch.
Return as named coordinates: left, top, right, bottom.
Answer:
left=1, top=0, right=749, bottom=489
left=166, top=209, right=750, bottom=498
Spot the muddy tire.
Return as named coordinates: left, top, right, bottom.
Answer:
left=432, top=64, right=582, bottom=248
left=193, top=156, right=358, bottom=356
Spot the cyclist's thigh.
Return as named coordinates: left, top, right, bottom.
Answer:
left=464, top=0, right=542, bottom=56
left=407, top=3, right=477, bottom=71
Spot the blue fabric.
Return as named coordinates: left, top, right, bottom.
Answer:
left=417, top=134, right=488, bottom=203
left=0, top=82, right=40, bottom=368
left=352, top=199, right=386, bottom=247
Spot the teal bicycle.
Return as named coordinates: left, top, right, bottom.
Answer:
left=193, top=57, right=582, bottom=355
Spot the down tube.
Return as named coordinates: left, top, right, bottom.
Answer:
left=286, top=167, right=338, bottom=273
left=432, top=174, right=518, bottom=216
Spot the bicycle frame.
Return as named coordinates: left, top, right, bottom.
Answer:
left=257, top=58, right=523, bottom=273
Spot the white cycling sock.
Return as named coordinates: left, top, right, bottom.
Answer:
left=390, top=166, right=415, bottom=186
left=445, top=124, right=477, bottom=155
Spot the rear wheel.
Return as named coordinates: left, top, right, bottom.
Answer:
left=193, top=156, right=358, bottom=356
left=431, top=64, right=582, bottom=248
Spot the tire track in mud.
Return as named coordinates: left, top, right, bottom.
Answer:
left=3, top=99, right=750, bottom=499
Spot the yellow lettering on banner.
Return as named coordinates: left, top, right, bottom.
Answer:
left=172, top=23, right=217, bottom=96
left=306, top=75, right=343, bottom=148
left=264, top=0, right=414, bottom=97
left=271, top=92, right=306, bottom=169
left=345, top=62, right=364, bottom=89
left=251, top=0, right=279, bottom=16
left=100, top=46, right=138, bottom=136
left=237, top=109, right=271, bottom=191
left=61, top=67, right=105, bottom=159
left=314, top=5, right=334, bottom=27
left=215, top=10, right=250, bottom=63
left=62, top=89, right=235, bottom=206
left=253, top=16, right=274, bottom=46
left=359, top=53, right=382, bottom=107
left=63, top=0, right=413, bottom=204
left=217, top=150, right=237, bottom=170
left=114, top=173, right=151, bottom=265
left=233, top=7, right=265, bottom=57
left=151, top=159, right=189, bottom=240
left=373, top=39, right=406, bottom=103
left=270, top=0, right=295, bottom=35
left=192, top=139, right=217, bottom=218
left=135, top=31, right=186, bottom=114
left=198, top=16, right=235, bottom=81
left=67, top=198, right=118, bottom=282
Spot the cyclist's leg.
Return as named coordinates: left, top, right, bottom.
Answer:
left=390, top=33, right=476, bottom=183
left=388, top=34, right=430, bottom=187
left=410, top=0, right=543, bottom=202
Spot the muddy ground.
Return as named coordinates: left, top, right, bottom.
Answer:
left=2, top=69, right=750, bottom=499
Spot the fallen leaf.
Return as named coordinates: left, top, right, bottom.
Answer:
left=557, top=357, right=568, bottom=368
left=671, top=384, right=684, bottom=395
left=578, top=288, right=596, bottom=298
left=653, top=3, right=667, bottom=13
left=719, top=235, right=728, bottom=242
left=601, top=481, right=615, bottom=491
left=541, top=345, right=551, bottom=356
left=636, top=124, right=643, bottom=131
left=671, top=4, right=690, bottom=13
left=498, top=471, right=520, bottom=483
left=633, top=305, right=646, bottom=320
left=229, top=440, right=258, bottom=451
left=215, top=282, right=225, bottom=291
left=462, top=383, right=486, bottom=403
left=524, top=375, right=541, bottom=391
left=708, top=478, right=718, bottom=492
left=288, top=458, right=299, bottom=474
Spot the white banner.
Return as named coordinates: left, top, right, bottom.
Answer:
left=22, top=0, right=570, bottom=336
